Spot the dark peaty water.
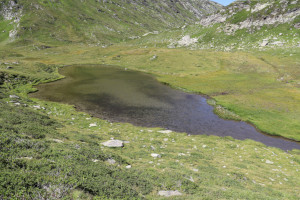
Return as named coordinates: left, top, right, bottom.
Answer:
left=31, top=65, right=300, bottom=151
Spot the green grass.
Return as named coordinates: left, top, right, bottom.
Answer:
left=0, top=42, right=299, bottom=199
left=1, top=88, right=299, bottom=199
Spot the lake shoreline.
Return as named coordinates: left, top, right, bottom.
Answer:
left=30, top=64, right=300, bottom=151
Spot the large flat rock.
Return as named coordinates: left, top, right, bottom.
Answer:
left=158, top=190, right=182, bottom=197
left=102, top=140, right=124, bottom=148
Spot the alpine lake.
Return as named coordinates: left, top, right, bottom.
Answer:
left=31, top=65, right=300, bottom=151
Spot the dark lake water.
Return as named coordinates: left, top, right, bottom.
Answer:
left=31, top=65, right=300, bottom=151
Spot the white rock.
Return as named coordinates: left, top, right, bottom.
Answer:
left=89, top=123, right=97, bottom=127
left=51, top=139, right=64, bottom=143
left=9, top=95, right=19, bottom=99
left=20, top=157, right=33, bottom=160
left=291, top=0, right=297, bottom=4
left=177, top=35, right=198, bottom=47
left=150, top=55, right=157, bottom=61
left=187, top=176, right=194, bottom=182
left=107, top=159, right=116, bottom=164
left=92, top=159, right=99, bottom=163
left=266, top=160, right=274, bottom=164
left=158, top=190, right=182, bottom=197
left=158, top=130, right=172, bottom=134
left=33, top=105, right=41, bottom=109
left=126, top=165, right=132, bottom=169
left=260, top=39, right=269, bottom=47
left=102, top=140, right=124, bottom=148
left=151, top=153, right=161, bottom=158
left=251, top=3, right=271, bottom=13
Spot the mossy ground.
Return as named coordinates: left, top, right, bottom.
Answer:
left=1, top=43, right=300, bottom=199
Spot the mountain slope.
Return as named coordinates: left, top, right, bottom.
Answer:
left=0, top=0, right=222, bottom=45
left=135, top=0, right=300, bottom=50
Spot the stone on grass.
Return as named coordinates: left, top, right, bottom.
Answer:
left=294, top=23, right=300, bottom=29
left=51, top=139, right=64, bottom=143
left=102, top=140, right=124, bottom=148
left=260, top=39, right=269, bottom=47
left=9, top=95, right=19, bottom=99
left=89, top=123, right=97, bottom=127
left=151, top=153, right=161, bottom=158
left=33, top=105, right=41, bottom=109
left=126, top=165, right=132, bottom=169
left=158, top=130, right=172, bottom=134
left=266, top=160, right=274, bottom=164
left=20, top=157, right=33, bottom=160
left=158, top=190, right=182, bottom=197
left=150, top=55, right=157, bottom=60
left=177, top=35, right=198, bottom=46
left=107, top=159, right=116, bottom=165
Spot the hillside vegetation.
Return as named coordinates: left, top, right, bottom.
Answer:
left=0, top=0, right=221, bottom=45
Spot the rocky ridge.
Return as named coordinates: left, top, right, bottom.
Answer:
left=161, top=0, right=300, bottom=50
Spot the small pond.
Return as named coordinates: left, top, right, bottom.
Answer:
left=31, top=65, right=300, bottom=151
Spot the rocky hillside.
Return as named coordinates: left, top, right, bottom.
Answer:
left=137, top=0, right=300, bottom=50
left=0, top=0, right=222, bottom=45
left=197, top=0, right=300, bottom=48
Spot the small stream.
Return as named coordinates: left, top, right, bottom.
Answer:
left=31, top=65, right=300, bottom=151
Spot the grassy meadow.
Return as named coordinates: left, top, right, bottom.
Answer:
left=2, top=44, right=299, bottom=140
left=1, top=43, right=300, bottom=199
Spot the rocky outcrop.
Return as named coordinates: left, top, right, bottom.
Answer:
left=199, top=0, right=300, bottom=35
left=164, top=0, right=300, bottom=50
left=177, top=35, right=198, bottom=47
left=0, top=0, right=22, bottom=40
